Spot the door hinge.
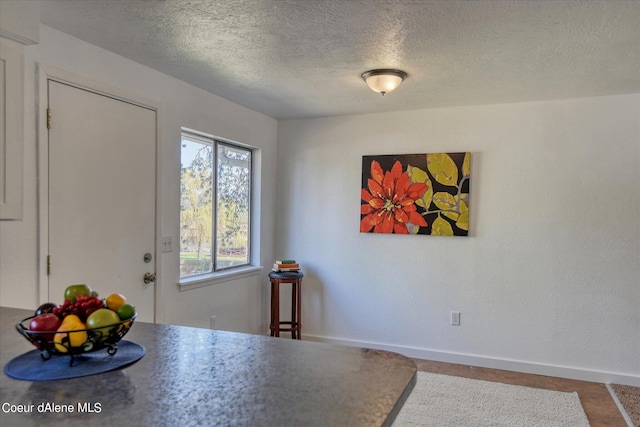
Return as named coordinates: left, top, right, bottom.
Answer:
left=47, top=255, right=51, bottom=276
left=47, top=108, right=52, bottom=129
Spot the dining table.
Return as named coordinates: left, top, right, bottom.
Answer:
left=0, top=306, right=416, bottom=426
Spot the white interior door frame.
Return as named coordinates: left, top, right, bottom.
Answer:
left=37, top=64, right=163, bottom=321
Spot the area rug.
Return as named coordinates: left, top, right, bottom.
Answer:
left=609, top=384, right=640, bottom=427
left=393, top=372, right=590, bottom=426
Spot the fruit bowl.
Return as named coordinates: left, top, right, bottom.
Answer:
left=16, top=314, right=137, bottom=366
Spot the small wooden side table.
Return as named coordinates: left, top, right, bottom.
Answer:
left=268, top=271, right=303, bottom=339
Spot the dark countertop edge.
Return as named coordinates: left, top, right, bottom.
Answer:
left=382, top=368, right=417, bottom=427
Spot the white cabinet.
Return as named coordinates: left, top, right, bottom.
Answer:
left=0, top=37, right=23, bottom=220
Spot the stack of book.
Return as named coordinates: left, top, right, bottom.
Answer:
left=272, top=259, right=300, bottom=272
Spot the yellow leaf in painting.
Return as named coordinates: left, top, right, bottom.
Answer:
left=456, top=200, right=469, bottom=231
left=420, top=187, right=434, bottom=210
left=462, top=152, right=471, bottom=177
left=407, top=164, right=428, bottom=182
left=431, top=216, right=453, bottom=236
left=433, top=192, right=459, bottom=220
left=427, top=153, right=458, bottom=187
left=456, top=211, right=469, bottom=231
left=407, top=165, right=433, bottom=209
left=443, top=211, right=460, bottom=221
left=406, top=222, right=420, bottom=234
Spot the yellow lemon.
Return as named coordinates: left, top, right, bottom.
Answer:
left=105, top=293, right=127, bottom=312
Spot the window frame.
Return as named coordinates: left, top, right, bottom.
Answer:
left=178, top=129, right=260, bottom=290
left=214, top=140, right=252, bottom=272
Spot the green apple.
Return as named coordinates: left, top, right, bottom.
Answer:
left=86, top=308, right=120, bottom=341
left=64, top=284, right=92, bottom=303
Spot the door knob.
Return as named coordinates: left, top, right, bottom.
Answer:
left=143, top=272, right=156, bottom=284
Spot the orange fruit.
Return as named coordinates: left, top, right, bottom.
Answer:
left=105, top=293, right=127, bottom=312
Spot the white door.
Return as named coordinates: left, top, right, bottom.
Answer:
left=47, top=80, right=156, bottom=322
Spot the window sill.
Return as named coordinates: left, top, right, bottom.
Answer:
left=178, top=265, right=264, bottom=291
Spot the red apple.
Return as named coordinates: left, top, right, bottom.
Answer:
left=29, top=313, right=62, bottom=348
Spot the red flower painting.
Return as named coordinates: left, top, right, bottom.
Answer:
left=360, top=160, right=428, bottom=234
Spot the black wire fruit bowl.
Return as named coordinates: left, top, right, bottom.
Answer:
left=16, top=314, right=137, bottom=366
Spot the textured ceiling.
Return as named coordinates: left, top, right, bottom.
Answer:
left=36, top=0, right=640, bottom=119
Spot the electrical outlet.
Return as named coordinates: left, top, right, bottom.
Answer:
left=450, top=311, right=461, bottom=326
left=210, top=315, right=217, bottom=329
left=162, top=236, right=173, bottom=253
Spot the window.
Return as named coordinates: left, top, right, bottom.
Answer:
left=180, top=130, right=252, bottom=279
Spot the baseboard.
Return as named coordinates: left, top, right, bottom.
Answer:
left=303, top=334, right=640, bottom=387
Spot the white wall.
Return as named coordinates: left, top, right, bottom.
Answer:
left=0, top=25, right=278, bottom=334
left=277, top=94, right=640, bottom=386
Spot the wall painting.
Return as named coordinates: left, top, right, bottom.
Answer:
left=360, top=152, right=471, bottom=236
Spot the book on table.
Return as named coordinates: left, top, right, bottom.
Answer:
left=273, top=260, right=299, bottom=271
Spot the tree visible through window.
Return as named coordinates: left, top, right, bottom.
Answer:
left=180, top=130, right=251, bottom=278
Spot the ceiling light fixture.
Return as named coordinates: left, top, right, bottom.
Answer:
left=361, top=69, right=408, bottom=95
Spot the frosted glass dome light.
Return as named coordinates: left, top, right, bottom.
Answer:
left=361, top=69, right=408, bottom=95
